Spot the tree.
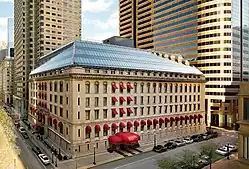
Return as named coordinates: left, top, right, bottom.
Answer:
left=199, top=143, right=218, bottom=169
left=176, top=149, right=199, bottom=169
left=157, top=157, right=179, bottom=169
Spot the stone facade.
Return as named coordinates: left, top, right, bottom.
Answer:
left=29, top=67, right=206, bottom=157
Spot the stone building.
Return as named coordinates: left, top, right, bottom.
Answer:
left=28, top=40, right=206, bottom=157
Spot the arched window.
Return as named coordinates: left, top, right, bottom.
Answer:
left=189, top=84, right=192, bottom=93
left=54, top=82, right=57, bottom=92
left=94, top=81, right=99, bottom=93
left=158, top=83, right=162, bottom=93
left=59, top=81, right=63, bottom=92
left=153, top=83, right=156, bottom=93
left=180, top=84, right=183, bottom=93
left=147, top=83, right=150, bottom=93
left=164, top=83, right=168, bottom=93
left=58, top=122, right=63, bottom=134
left=175, top=84, right=178, bottom=93
left=134, top=82, right=137, bottom=93
left=85, top=126, right=91, bottom=139
left=103, top=82, right=108, bottom=93
left=127, top=82, right=131, bottom=93
left=140, top=83, right=144, bottom=93
left=194, top=85, right=196, bottom=93
left=50, top=82, right=52, bottom=91
left=85, top=81, right=90, bottom=94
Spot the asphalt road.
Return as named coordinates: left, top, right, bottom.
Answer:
left=92, top=133, right=237, bottom=169
left=15, top=128, right=54, bottom=169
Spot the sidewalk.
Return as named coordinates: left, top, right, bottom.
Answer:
left=203, top=153, right=239, bottom=169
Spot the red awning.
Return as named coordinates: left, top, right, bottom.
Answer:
left=127, top=96, right=133, bottom=101
left=120, top=108, right=126, bottom=114
left=115, top=132, right=139, bottom=144
left=120, top=97, right=126, bottom=102
left=120, top=83, right=126, bottom=89
left=127, top=121, right=133, bottom=128
left=112, top=97, right=118, bottom=102
left=119, top=122, right=126, bottom=128
left=103, top=124, right=110, bottom=130
left=86, top=126, right=92, bottom=133
left=165, top=118, right=170, bottom=122
left=134, top=120, right=139, bottom=127
left=141, top=120, right=146, bottom=126
left=180, top=116, right=185, bottom=120
left=95, top=125, right=101, bottom=132
left=153, top=119, right=159, bottom=125
left=175, top=117, right=180, bottom=121
left=112, top=108, right=118, bottom=115
left=198, top=114, right=203, bottom=118
left=127, top=108, right=133, bottom=113
left=159, top=118, right=164, bottom=123
left=109, top=136, right=123, bottom=144
left=53, top=119, right=57, bottom=125
left=127, top=84, right=133, bottom=89
left=112, top=83, right=118, bottom=90
left=147, top=119, right=152, bottom=125
left=190, top=115, right=194, bottom=119
left=185, top=115, right=190, bottom=120
left=111, top=123, right=118, bottom=130
left=194, top=114, right=198, bottom=119
left=170, top=117, right=175, bottom=122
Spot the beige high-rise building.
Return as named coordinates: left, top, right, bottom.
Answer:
left=119, top=0, right=249, bottom=129
left=14, top=0, right=81, bottom=118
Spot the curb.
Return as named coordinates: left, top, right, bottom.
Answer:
left=211, top=126, right=237, bottom=133
left=80, top=156, right=125, bottom=169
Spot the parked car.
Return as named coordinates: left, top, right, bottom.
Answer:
left=191, top=134, right=202, bottom=142
left=38, top=154, right=50, bottom=165
left=19, top=127, right=26, bottom=133
left=32, top=146, right=42, bottom=155
left=215, top=147, right=229, bottom=156
left=182, top=137, right=193, bottom=144
left=164, top=141, right=177, bottom=149
left=153, top=145, right=167, bottom=153
left=174, top=140, right=186, bottom=147
left=22, top=132, right=29, bottom=139
left=224, top=144, right=238, bottom=152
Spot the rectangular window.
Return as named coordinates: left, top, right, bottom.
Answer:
left=243, top=136, right=249, bottom=159
left=103, top=97, right=107, bottom=106
left=95, top=110, right=99, bottom=119
left=153, top=96, right=156, bottom=103
left=78, top=98, right=80, bottom=105
left=141, top=96, right=144, bottom=105
left=60, top=96, right=63, bottom=104
left=78, top=111, right=80, bottom=119
left=153, top=106, right=156, bottom=114
left=244, top=98, right=249, bottom=120
left=103, top=109, right=107, bottom=119
left=140, top=107, right=144, bottom=116
left=78, top=129, right=80, bottom=137
left=147, top=96, right=150, bottom=104
left=78, top=84, right=80, bottom=92
left=86, top=98, right=90, bottom=107
left=134, top=96, right=137, bottom=104
left=134, top=107, right=137, bottom=116
left=85, top=110, right=90, bottom=120
left=54, top=95, right=57, bottom=103
left=66, top=97, right=69, bottom=104
left=95, top=97, right=99, bottom=107
left=147, top=107, right=150, bottom=115
left=59, top=107, right=63, bottom=117
left=54, top=106, right=57, bottom=115
left=50, top=94, right=52, bottom=101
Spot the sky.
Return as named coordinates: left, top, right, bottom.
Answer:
left=0, top=0, right=119, bottom=42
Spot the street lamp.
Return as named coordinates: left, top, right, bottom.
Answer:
left=52, top=152, right=54, bottom=164
left=154, top=133, right=157, bottom=147
left=93, top=145, right=96, bottom=165
left=226, top=143, right=230, bottom=160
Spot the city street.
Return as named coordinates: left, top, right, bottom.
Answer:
left=14, top=127, right=54, bottom=169
left=92, top=130, right=237, bottom=169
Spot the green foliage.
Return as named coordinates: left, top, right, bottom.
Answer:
left=157, top=157, right=178, bottom=169
left=176, top=149, right=199, bottom=169
left=0, top=108, right=16, bottom=146
left=200, top=142, right=218, bottom=160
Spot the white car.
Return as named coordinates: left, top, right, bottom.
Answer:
left=224, top=144, right=237, bottom=152
left=183, top=137, right=193, bottom=144
left=215, top=147, right=229, bottom=156
left=174, top=140, right=186, bottom=146
left=38, top=154, right=50, bottom=165
left=19, top=127, right=26, bottom=133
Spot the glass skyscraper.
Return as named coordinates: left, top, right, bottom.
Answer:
left=7, top=18, right=14, bottom=57
left=119, top=0, right=249, bottom=129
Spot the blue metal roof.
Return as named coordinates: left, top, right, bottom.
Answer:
left=30, top=40, right=203, bottom=75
